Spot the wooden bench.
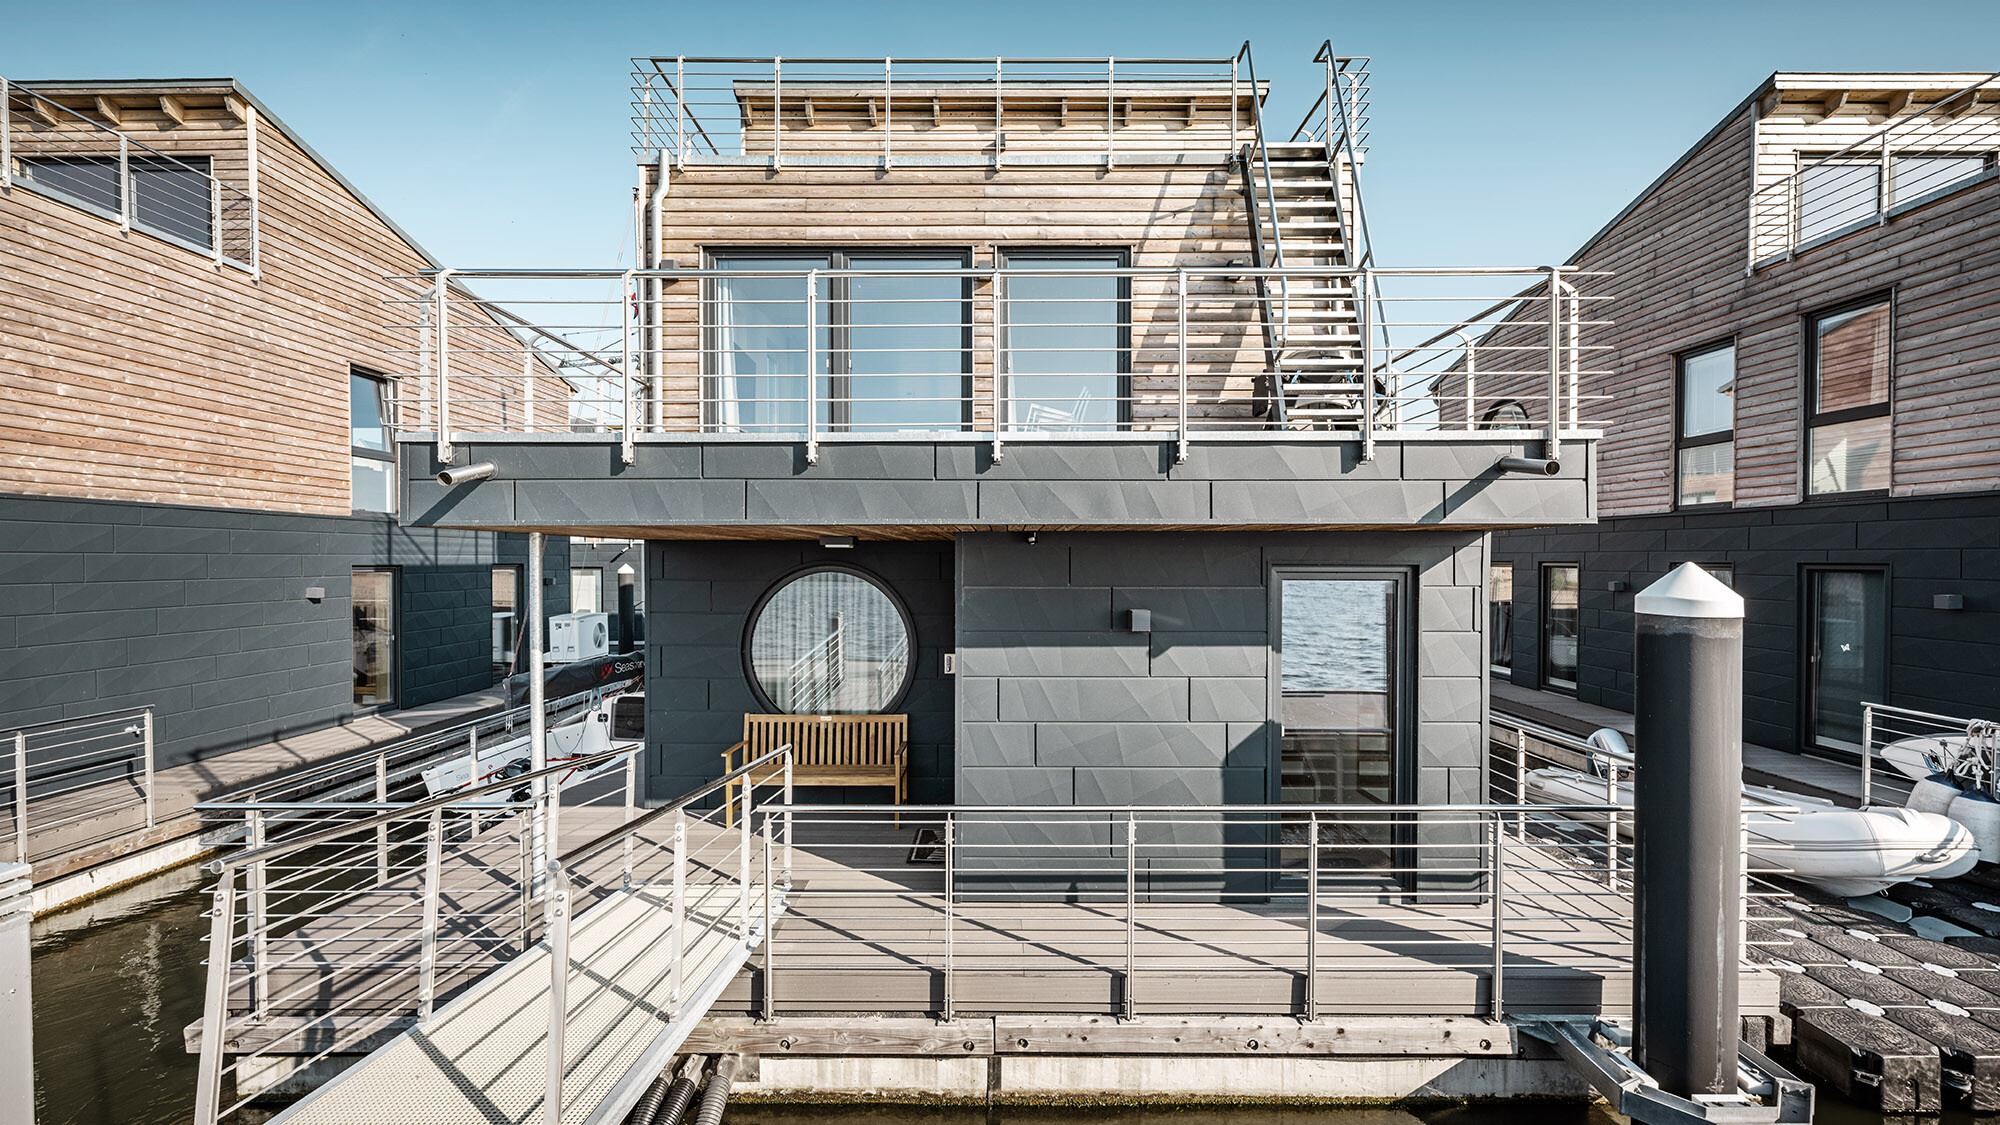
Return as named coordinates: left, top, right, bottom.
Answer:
left=721, top=713, right=907, bottom=824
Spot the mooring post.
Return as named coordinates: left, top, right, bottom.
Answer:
left=616, top=562, right=638, bottom=654
left=1633, top=562, right=1745, bottom=1098
left=0, top=863, right=32, bottom=1125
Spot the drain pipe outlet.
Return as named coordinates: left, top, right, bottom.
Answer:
left=1495, top=456, right=1561, bottom=476
left=692, top=1055, right=738, bottom=1125
left=437, top=461, right=497, bottom=486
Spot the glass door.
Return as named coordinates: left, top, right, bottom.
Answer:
left=1277, top=573, right=1403, bottom=875
left=1806, top=568, right=1887, bottom=753
left=1541, top=564, right=1580, bottom=692
left=352, top=568, right=398, bottom=709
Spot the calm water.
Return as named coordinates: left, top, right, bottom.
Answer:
left=20, top=861, right=1941, bottom=1125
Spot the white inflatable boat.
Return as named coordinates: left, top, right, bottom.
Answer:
left=421, top=694, right=641, bottom=799
left=1522, top=766, right=1979, bottom=897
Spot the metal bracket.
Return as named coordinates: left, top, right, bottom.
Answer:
left=1519, top=1019, right=1813, bottom=1125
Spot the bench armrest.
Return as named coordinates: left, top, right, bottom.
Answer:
left=719, top=740, right=749, bottom=771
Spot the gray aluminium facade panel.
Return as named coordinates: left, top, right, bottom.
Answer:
left=0, top=492, right=569, bottom=770
left=401, top=437, right=1597, bottom=534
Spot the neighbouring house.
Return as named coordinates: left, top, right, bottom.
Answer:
left=0, top=77, right=576, bottom=775
left=1458, top=71, right=2000, bottom=756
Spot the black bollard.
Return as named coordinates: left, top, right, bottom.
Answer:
left=616, top=563, right=638, bottom=654
left=1633, top=562, right=1745, bottom=1097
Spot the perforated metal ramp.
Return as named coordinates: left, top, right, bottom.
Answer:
left=268, top=882, right=776, bottom=1125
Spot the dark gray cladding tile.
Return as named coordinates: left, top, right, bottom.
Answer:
left=1417, top=721, right=1484, bottom=771
left=937, top=442, right=1172, bottom=480
left=1169, top=441, right=1399, bottom=481
left=999, top=677, right=1188, bottom=723
left=1417, top=631, right=1484, bottom=678
left=0, top=520, right=119, bottom=554
left=1034, top=722, right=1227, bottom=767
left=706, top=442, right=937, bottom=480
left=1440, top=478, right=1589, bottom=524
left=83, top=552, right=208, bottom=583
left=1211, top=479, right=1445, bottom=524
left=958, top=587, right=1111, bottom=632
left=1075, top=766, right=1265, bottom=805
left=1402, top=440, right=1575, bottom=480
left=958, top=765, right=1075, bottom=805
left=960, top=676, right=1000, bottom=721
left=516, top=480, right=746, bottom=524
left=1420, top=584, right=1478, bottom=633
left=1068, top=536, right=1262, bottom=588
left=1150, top=634, right=1266, bottom=677
left=976, top=480, right=1210, bottom=524
left=1112, top=587, right=1264, bottom=632
left=0, top=584, right=57, bottom=616
left=405, top=478, right=515, bottom=526
left=1417, top=677, right=1483, bottom=725
left=1190, top=678, right=1267, bottom=722
left=958, top=722, right=1036, bottom=767
left=477, top=440, right=694, bottom=479
left=956, top=632, right=1150, bottom=677
left=649, top=612, right=743, bottom=647
left=746, top=481, right=977, bottom=524
left=1225, top=722, right=1275, bottom=771
left=956, top=533, right=1072, bottom=587
left=12, top=607, right=152, bottom=647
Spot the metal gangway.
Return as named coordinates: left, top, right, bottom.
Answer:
left=191, top=744, right=794, bottom=1125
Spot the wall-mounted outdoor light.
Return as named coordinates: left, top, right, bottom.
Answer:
left=304, top=587, right=326, bottom=603
left=1935, top=594, right=1965, bottom=611
left=818, top=535, right=856, bottom=549
left=1127, top=609, right=1152, bottom=633
left=1606, top=580, right=1630, bottom=593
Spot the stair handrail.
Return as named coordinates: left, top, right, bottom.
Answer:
left=1234, top=40, right=1291, bottom=426
left=1313, top=42, right=1388, bottom=428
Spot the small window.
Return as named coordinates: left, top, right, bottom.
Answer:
left=350, top=371, right=396, bottom=513
left=1489, top=564, right=1515, bottom=673
left=744, top=566, right=915, bottom=714
left=570, top=568, right=604, bottom=614
left=1891, top=154, right=1990, bottom=207
left=1806, top=297, right=1892, bottom=495
left=1797, top=160, right=1878, bottom=243
left=1678, top=562, right=1735, bottom=589
left=1002, top=251, right=1130, bottom=431
left=1676, top=342, right=1735, bottom=507
left=353, top=568, right=398, bottom=709
left=491, top=565, right=522, bottom=683
left=1481, top=399, right=1531, bottom=428
left=20, top=154, right=215, bottom=249
left=1541, top=564, right=1580, bottom=694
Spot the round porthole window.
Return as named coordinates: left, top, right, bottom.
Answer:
left=1481, top=399, right=1532, bottom=426
left=743, top=566, right=916, bottom=714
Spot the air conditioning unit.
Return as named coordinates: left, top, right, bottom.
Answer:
left=548, top=612, right=610, bottom=663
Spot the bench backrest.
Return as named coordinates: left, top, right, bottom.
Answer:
left=743, top=713, right=907, bottom=768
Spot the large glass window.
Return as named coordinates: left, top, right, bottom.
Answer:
left=350, top=371, right=396, bottom=514
left=491, top=565, right=521, bottom=683
left=1797, top=160, right=1878, bottom=243
left=1279, top=574, right=1402, bottom=872
left=1003, top=252, right=1127, bottom=430
left=1541, top=564, right=1580, bottom=693
left=1676, top=342, right=1735, bottom=507
left=1806, top=568, right=1887, bottom=754
left=745, top=567, right=915, bottom=714
left=352, top=568, right=397, bottom=709
left=20, top=154, right=215, bottom=249
left=570, top=568, right=603, bottom=614
left=1489, top=565, right=1515, bottom=673
left=1807, top=297, right=1892, bottom=495
left=708, top=252, right=968, bottom=434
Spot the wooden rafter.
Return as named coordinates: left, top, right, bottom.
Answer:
left=1887, top=90, right=1914, bottom=118
left=93, top=96, right=122, bottom=126
left=222, top=93, right=249, bottom=124
left=158, top=93, right=187, bottom=125
left=1820, top=90, right=1849, bottom=118
left=801, top=96, right=815, bottom=126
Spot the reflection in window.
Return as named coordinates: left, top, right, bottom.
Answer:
left=1542, top=564, right=1579, bottom=693
left=746, top=568, right=913, bottom=714
left=491, top=565, right=521, bottom=683
left=1005, top=254, right=1125, bottom=430
left=1489, top=565, right=1515, bottom=672
left=708, top=256, right=829, bottom=434
left=571, top=568, right=603, bottom=614
left=353, top=568, right=397, bottom=709
left=350, top=371, right=395, bottom=513
left=1891, top=154, right=1989, bottom=206
left=1808, top=298, right=1892, bottom=494
left=1676, top=343, right=1735, bottom=506
left=1279, top=576, right=1399, bottom=873
left=1798, top=161, right=1877, bottom=243
left=20, top=154, right=215, bottom=248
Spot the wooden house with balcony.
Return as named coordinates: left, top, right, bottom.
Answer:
left=400, top=48, right=1604, bottom=850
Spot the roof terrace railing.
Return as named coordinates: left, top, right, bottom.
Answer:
left=388, top=265, right=1610, bottom=466
left=630, top=55, right=1263, bottom=169
left=1748, top=71, right=2000, bottom=269
left=1, top=77, right=258, bottom=273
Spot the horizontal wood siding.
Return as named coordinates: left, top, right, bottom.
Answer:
left=0, top=94, right=564, bottom=514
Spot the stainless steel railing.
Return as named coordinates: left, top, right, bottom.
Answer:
left=1748, top=72, right=2000, bottom=268
left=2, top=705, right=154, bottom=864
left=1, top=78, right=257, bottom=271
left=1860, top=700, right=2000, bottom=807
left=390, top=264, right=1609, bottom=466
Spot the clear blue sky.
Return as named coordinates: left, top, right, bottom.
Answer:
left=7, top=0, right=1997, bottom=268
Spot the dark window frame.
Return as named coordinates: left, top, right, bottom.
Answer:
left=17, top=152, right=217, bottom=252
left=1673, top=338, right=1737, bottom=511
left=739, top=562, right=919, bottom=716
left=349, top=369, right=397, bottom=515
left=997, top=246, right=1134, bottom=429
left=1799, top=563, right=1891, bottom=757
left=1488, top=562, right=1516, bottom=675
left=702, top=247, right=975, bottom=432
left=351, top=565, right=401, bottom=713
left=1803, top=291, right=1895, bottom=497
left=1540, top=562, right=1581, bottom=695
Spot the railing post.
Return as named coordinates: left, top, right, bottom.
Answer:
left=993, top=57, right=1003, bottom=170
left=883, top=57, right=893, bottom=170
left=543, top=863, right=570, bottom=1125
left=675, top=56, right=686, bottom=165
left=991, top=270, right=1007, bottom=463
left=669, top=808, right=686, bottom=1016
left=782, top=753, right=794, bottom=886
left=762, top=810, right=776, bottom=1020
left=435, top=271, right=454, bottom=464
left=141, top=708, right=155, bottom=829
left=1861, top=703, right=1876, bottom=808
left=1490, top=813, right=1506, bottom=1020
left=118, top=133, right=131, bottom=233
left=621, top=270, right=637, bottom=464
left=1105, top=57, right=1116, bottom=169
left=1305, top=811, right=1319, bottom=1022
left=1, top=76, right=11, bottom=192
left=1229, top=57, right=1239, bottom=144
left=9, top=732, right=22, bottom=864
left=804, top=269, right=819, bottom=464
left=1604, top=758, right=1621, bottom=889
left=942, top=812, right=955, bottom=1021
left=1359, top=270, right=1377, bottom=461
left=1175, top=268, right=1189, bottom=462
left=622, top=750, right=637, bottom=888
left=246, top=809, right=269, bottom=1020
left=738, top=766, right=752, bottom=939
left=1462, top=337, right=1477, bottom=431
left=418, top=808, right=444, bottom=1021
left=1544, top=266, right=1563, bottom=463
left=1878, top=132, right=1892, bottom=225
left=191, top=866, right=236, bottom=1125
left=1123, top=810, right=1136, bottom=1020
left=772, top=56, right=783, bottom=170
left=518, top=827, right=534, bottom=953
left=523, top=345, right=536, bottom=434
